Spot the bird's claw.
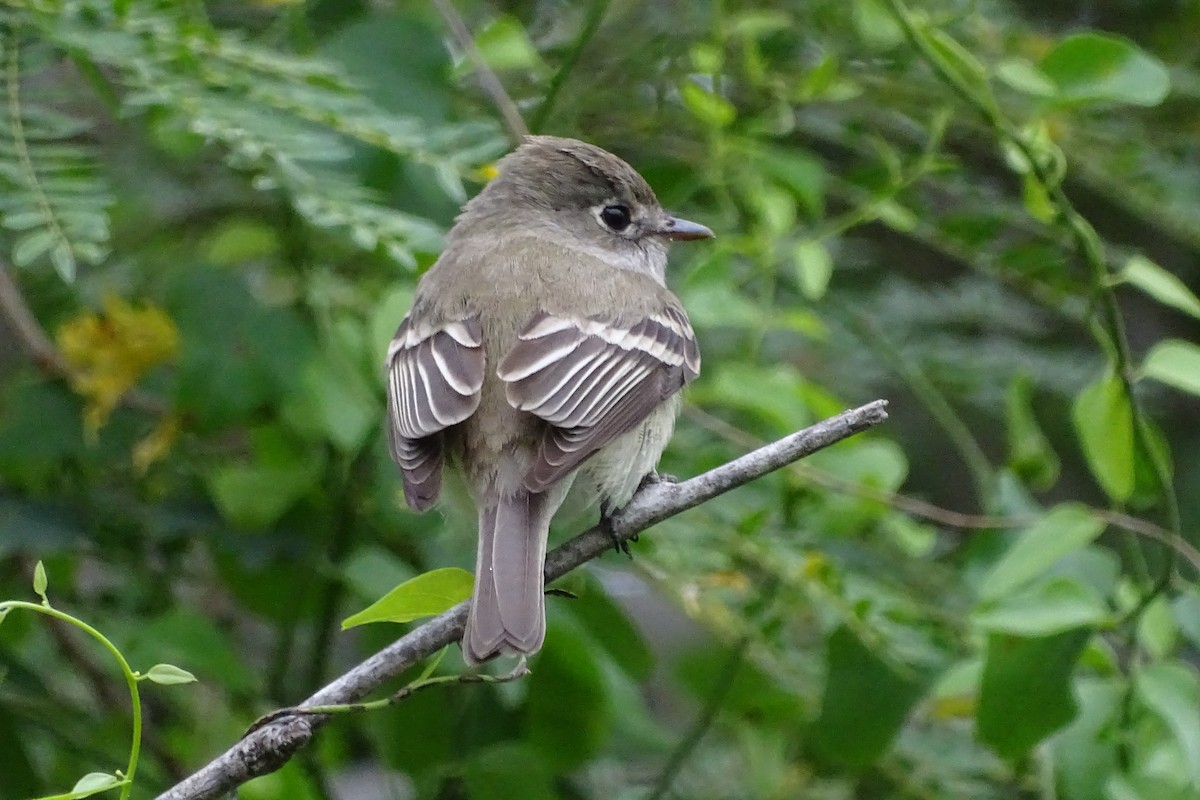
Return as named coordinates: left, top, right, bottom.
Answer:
left=599, top=499, right=635, bottom=559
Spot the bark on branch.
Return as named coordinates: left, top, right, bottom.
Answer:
left=155, top=399, right=889, bottom=800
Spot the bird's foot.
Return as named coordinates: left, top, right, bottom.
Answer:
left=637, top=470, right=677, bottom=492
left=599, top=499, right=636, bottom=559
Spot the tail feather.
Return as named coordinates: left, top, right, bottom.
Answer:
left=464, top=489, right=550, bottom=664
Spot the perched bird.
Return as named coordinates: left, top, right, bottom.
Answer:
left=385, top=136, right=712, bottom=663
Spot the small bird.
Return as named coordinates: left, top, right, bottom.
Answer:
left=384, top=136, right=712, bottom=663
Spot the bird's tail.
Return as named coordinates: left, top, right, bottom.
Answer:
left=463, top=488, right=551, bottom=664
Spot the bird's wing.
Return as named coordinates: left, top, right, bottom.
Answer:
left=498, top=305, right=700, bottom=492
left=385, top=314, right=485, bottom=510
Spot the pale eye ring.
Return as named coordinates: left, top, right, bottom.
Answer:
left=600, top=204, right=632, bottom=231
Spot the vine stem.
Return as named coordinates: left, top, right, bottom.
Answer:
left=881, top=0, right=1182, bottom=581
left=0, top=600, right=143, bottom=800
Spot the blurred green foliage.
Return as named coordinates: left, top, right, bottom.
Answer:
left=1, top=1, right=1199, bottom=799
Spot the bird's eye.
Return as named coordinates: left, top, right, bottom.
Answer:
left=600, top=204, right=632, bottom=231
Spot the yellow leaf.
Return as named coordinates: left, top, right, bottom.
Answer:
left=56, top=294, right=178, bottom=436
left=133, top=415, right=181, bottom=474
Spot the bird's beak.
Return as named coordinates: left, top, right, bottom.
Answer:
left=658, top=215, right=714, bottom=241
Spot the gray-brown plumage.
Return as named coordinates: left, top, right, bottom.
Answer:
left=385, top=136, right=711, bottom=663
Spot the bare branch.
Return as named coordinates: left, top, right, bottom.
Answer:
left=0, top=262, right=68, bottom=373
left=154, top=399, right=889, bottom=800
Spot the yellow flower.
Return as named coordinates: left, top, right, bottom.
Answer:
left=57, top=295, right=178, bottom=437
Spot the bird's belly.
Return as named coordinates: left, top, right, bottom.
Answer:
left=578, top=396, right=680, bottom=510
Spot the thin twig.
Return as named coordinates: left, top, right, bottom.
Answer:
left=154, top=400, right=889, bottom=800
left=247, top=658, right=529, bottom=734
left=430, top=0, right=529, bottom=141
left=0, top=263, right=68, bottom=373
left=684, top=405, right=1200, bottom=576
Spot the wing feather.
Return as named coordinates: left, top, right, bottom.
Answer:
left=499, top=307, right=700, bottom=492
left=385, top=314, right=485, bottom=510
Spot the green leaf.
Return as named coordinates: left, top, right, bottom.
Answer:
left=32, top=560, right=47, bottom=601
left=698, top=363, right=811, bottom=432
left=1172, top=589, right=1200, bottom=652
left=12, top=229, right=57, bottom=268
left=995, top=58, right=1058, bottom=96
left=1005, top=373, right=1060, bottom=489
left=463, top=743, right=556, bottom=800
left=681, top=81, right=736, bottom=128
left=1135, top=662, right=1200, bottom=787
left=341, top=567, right=474, bottom=628
left=282, top=342, right=381, bottom=453
left=1120, top=255, right=1200, bottom=320
left=1050, top=677, right=1123, bottom=800
left=977, top=629, right=1090, bottom=759
left=1039, top=33, right=1170, bottom=107
left=852, top=0, right=903, bottom=49
left=205, top=456, right=322, bottom=530
left=32, top=772, right=124, bottom=800
left=1142, top=339, right=1200, bottom=397
left=565, top=576, right=653, bottom=680
left=794, top=239, right=833, bottom=300
left=973, top=577, right=1109, bottom=636
left=1136, top=597, right=1177, bottom=659
left=527, top=621, right=612, bottom=768
left=142, top=663, right=198, bottom=686
left=1072, top=370, right=1135, bottom=502
left=808, top=625, right=925, bottom=768
left=978, top=504, right=1106, bottom=602
left=473, top=16, right=547, bottom=73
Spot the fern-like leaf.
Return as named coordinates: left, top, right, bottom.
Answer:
left=0, top=24, right=112, bottom=281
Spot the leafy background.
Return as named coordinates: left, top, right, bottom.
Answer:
left=1, top=0, right=1199, bottom=799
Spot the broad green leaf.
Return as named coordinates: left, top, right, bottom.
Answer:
left=995, top=58, right=1058, bottom=96
left=142, top=663, right=198, bottom=686
left=1005, top=373, right=1060, bottom=489
left=1142, top=339, right=1200, bottom=397
left=342, top=567, right=474, bottom=628
left=463, top=743, right=556, bottom=800
left=282, top=343, right=380, bottom=453
left=852, top=0, right=903, bottom=48
left=1120, top=255, right=1200, bottom=320
left=1039, top=33, right=1170, bottom=107
left=808, top=625, right=925, bottom=768
left=679, top=283, right=769, bottom=330
left=681, top=81, right=736, bottom=127
left=527, top=621, right=612, bottom=768
left=1050, top=677, right=1123, bottom=800
left=973, top=577, right=1108, bottom=636
left=794, top=239, right=833, bottom=300
left=1172, top=589, right=1200, bottom=651
left=1135, top=662, right=1200, bottom=787
left=565, top=576, right=653, bottom=680
left=698, top=363, right=811, bottom=432
left=978, top=505, right=1106, bottom=602
left=205, top=458, right=322, bottom=529
left=1136, top=596, right=1177, bottom=659
left=978, top=629, right=1090, bottom=759
left=1072, top=371, right=1135, bottom=502
left=473, top=16, right=546, bottom=73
